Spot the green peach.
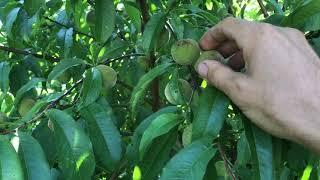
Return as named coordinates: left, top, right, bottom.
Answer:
left=18, top=98, right=35, bottom=117
left=171, top=39, right=200, bottom=65
left=194, top=50, right=224, bottom=71
left=164, top=79, right=192, bottom=105
left=96, top=65, right=117, bottom=89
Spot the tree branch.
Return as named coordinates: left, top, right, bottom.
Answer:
left=257, top=0, right=269, bottom=18
left=44, top=16, right=95, bottom=39
left=138, top=0, right=160, bottom=111
left=0, top=79, right=82, bottom=135
left=0, top=45, right=59, bottom=62
left=217, top=142, right=237, bottom=180
left=104, top=53, right=146, bottom=64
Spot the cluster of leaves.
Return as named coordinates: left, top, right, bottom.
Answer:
left=0, top=0, right=320, bottom=179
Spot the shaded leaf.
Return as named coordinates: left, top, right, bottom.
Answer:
left=24, top=0, right=45, bottom=16
left=0, top=135, right=24, bottom=180
left=139, top=113, right=181, bottom=159
left=14, top=78, right=45, bottom=105
left=64, top=28, right=73, bottom=58
left=17, top=132, right=51, bottom=180
left=130, top=63, right=173, bottom=118
left=46, top=109, right=95, bottom=180
left=95, top=0, right=115, bottom=42
left=124, top=2, right=141, bottom=32
left=82, top=67, right=102, bottom=107
left=126, top=106, right=178, bottom=163
left=32, top=119, right=57, bottom=165
left=142, top=13, right=167, bottom=52
left=243, top=115, right=273, bottom=180
left=192, top=87, right=230, bottom=140
left=0, top=62, right=11, bottom=93
left=140, top=131, right=178, bottom=179
left=282, top=0, right=320, bottom=28
left=160, top=138, right=217, bottom=180
left=47, top=58, right=85, bottom=82
left=5, top=7, right=20, bottom=38
left=80, top=102, right=122, bottom=171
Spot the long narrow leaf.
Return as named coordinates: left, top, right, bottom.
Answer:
left=46, top=109, right=95, bottom=180
left=17, top=132, right=51, bottom=180
left=0, top=135, right=24, bottom=180
left=80, top=102, right=122, bottom=171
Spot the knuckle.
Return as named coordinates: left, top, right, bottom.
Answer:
left=260, top=23, right=277, bottom=34
left=287, top=28, right=304, bottom=38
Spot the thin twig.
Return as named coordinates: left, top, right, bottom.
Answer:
left=0, top=79, right=83, bottom=135
left=165, top=21, right=178, bottom=40
left=44, top=16, right=95, bottom=39
left=110, top=160, right=128, bottom=180
left=217, top=142, right=237, bottom=180
left=0, top=45, right=59, bottom=62
left=104, top=53, right=145, bottom=64
left=257, top=0, right=269, bottom=18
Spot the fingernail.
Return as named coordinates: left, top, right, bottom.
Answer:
left=197, top=62, right=208, bottom=77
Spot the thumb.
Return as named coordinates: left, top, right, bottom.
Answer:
left=197, top=60, right=249, bottom=99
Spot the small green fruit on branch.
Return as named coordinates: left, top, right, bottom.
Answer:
left=194, top=50, right=225, bottom=71
left=57, top=71, right=71, bottom=84
left=96, top=65, right=117, bottom=89
left=164, top=79, right=192, bottom=105
left=171, top=39, right=200, bottom=65
left=18, top=98, right=36, bottom=117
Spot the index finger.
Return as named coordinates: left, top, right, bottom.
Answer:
left=200, top=17, right=257, bottom=51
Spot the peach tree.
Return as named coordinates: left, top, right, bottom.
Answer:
left=0, top=0, right=320, bottom=179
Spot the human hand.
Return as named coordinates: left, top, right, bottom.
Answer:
left=196, top=17, right=320, bottom=152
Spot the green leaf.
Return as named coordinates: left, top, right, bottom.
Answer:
left=14, top=77, right=45, bottom=105
left=24, top=0, right=45, bottom=16
left=130, top=63, right=173, bottom=118
left=47, top=58, right=85, bottom=82
left=20, top=100, right=47, bottom=122
left=265, top=0, right=284, bottom=15
left=5, top=7, right=20, bottom=38
left=126, top=106, right=178, bottom=163
left=0, top=62, right=11, bottom=93
left=46, top=109, right=95, bottom=180
left=169, top=15, right=184, bottom=40
left=243, top=115, right=273, bottom=180
left=160, top=138, right=217, bottom=180
left=32, top=120, right=57, bottom=165
left=303, top=13, right=320, bottom=31
left=282, top=0, right=320, bottom=28
left=142, top=13, right=167, bottom=52
left=0, top=135, right=24, bottom=180
left=124, top=2, right=141, bottom=32
left=64, top=28, right=73, bottom=58
left=139, top=131, right=178, bottom=180
left=95, top=0, right=115, bottom=43
left=17, top=132, right=51, bottom=180
left=182, top=124, right=193, bottom=147
left=82, top=67, right=102, bottom=107
left=139, top=113, right=181, bottom=159
left=236, top=132, right=251, bottom=166
left=192, top=87, right=230, bottom=140
left=80, top=102, right=122, bottom=171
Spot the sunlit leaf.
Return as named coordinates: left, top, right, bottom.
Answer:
left=160, top=138, right=217, bottom=180
left=0, top=135, right=24, bottom=180
left=46, top=109, right=95, bottom=180
left=17, top=132, right=51, bottom=180
left=139, top=113, right=181, bottom=159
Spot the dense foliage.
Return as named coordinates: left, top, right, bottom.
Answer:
left=0, top=0, right=320, bottom=179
